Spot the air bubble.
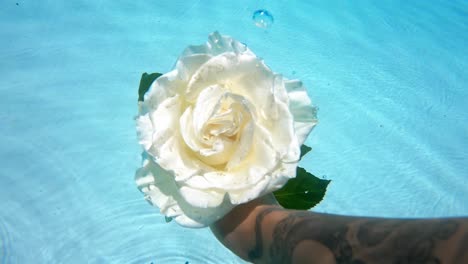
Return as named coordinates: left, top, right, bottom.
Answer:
left=252, top=9, right=274, bottom=29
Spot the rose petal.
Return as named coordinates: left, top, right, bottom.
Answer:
left=285, top=79, right=318, bottom=145
left=143, top=70, right=182, bottom=110
left=136, top=158, right=233, bottom=228
left=178, top=185, right=225, bottom=208
left=145, top=95, right=181, bottom=158
left=176, top=54, right=213, bottom=82
left=182, top=31, right=252, bottom=58
left=269, top=101, right=300, bottom=162
left=183, top=123, right=278, bottom=193
left=135, top=114, right=153, bottom=151
left=186, top=52, right=276, bottom=114
left=157, top=135, right=204, bottom=182
left=192, top=85, right=225, bottom=135
left=135, top=159, right=181, bottom=217
left=144, top=95, right=207, bottom=181
left=227, top=177, right=271, bottom=204
left=225, top=121, right=254, bottom=170
left=174, top=196, right=233, bottom=228
left=179, top=107, right=202, bottom=152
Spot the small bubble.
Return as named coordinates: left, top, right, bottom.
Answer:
left=252, top=9, right=274, bottom=29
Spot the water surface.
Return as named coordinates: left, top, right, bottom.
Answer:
left=1, top=1, right=467, bottom=263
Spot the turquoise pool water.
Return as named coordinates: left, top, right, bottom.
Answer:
left=1, top=1, right=467, bottom=263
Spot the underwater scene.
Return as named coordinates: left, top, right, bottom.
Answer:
left=1, top=0, right=467, bottom=263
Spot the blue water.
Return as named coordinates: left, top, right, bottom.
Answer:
left=1, top=0, right=467, bottom=263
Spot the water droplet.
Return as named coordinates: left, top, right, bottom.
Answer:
left=252, top=9, right=274, bottom=29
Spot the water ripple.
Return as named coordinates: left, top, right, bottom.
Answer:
left=1, top=0, right=467, bottom=262
left=0, top=218, right=12, bottom=264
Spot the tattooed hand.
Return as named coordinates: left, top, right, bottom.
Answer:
left=210, top=195, right=468, bottom=264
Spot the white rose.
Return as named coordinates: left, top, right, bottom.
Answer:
left=135, top=32, right=317, bottom=228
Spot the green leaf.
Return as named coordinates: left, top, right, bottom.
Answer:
left=274, top=167, right=331, bottom=210
left=165, top=216, right=173, bottom=223
left=138, top=72, right=162, bottom=102
left=300, top=144, right=312, bottom=159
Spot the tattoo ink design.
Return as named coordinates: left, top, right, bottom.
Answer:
left=269, top=212, right=364, bottom=264
left=391, top=220, right=459, bottom=264
left=434, top=220, right=459, bottom=240
left=248, top=207, right=284, bottom=260
left=356, top=219, right=401, bottom=247
left=454, top=233, right=468, bottom=261
left=258, top=210, right=462, bottom=264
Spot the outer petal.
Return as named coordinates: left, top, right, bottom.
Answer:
left=182, top=31, right=253, bottom=58
left=135, top=114, right=153, bottom=151
left=144, top=95, right=181, bottom=159
left=284, top=79, right=318, bottom=145
left=135, top=159, right=181, bottom=218
left=136, top=158, right=234, bottom=228
left=178, top=185, right=225, bottom=208
left=185, top=52, right=276, bottom=115
left=142, top=70, right=182, bottom=113
left=174, top=195, right=233, bottom=228
left=258, top=90, right=300, bottom=163
left=175, top=54, right=213, bottom=83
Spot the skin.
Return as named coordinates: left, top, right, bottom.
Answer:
left=210, top=194, right=468, bottom=264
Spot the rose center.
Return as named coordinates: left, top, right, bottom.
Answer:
left=197, top=93, right=250, bottom=166
left=180, top=84, right=255, bottom=169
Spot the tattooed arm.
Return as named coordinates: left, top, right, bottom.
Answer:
left=210, top=195, right=468, bottom=264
